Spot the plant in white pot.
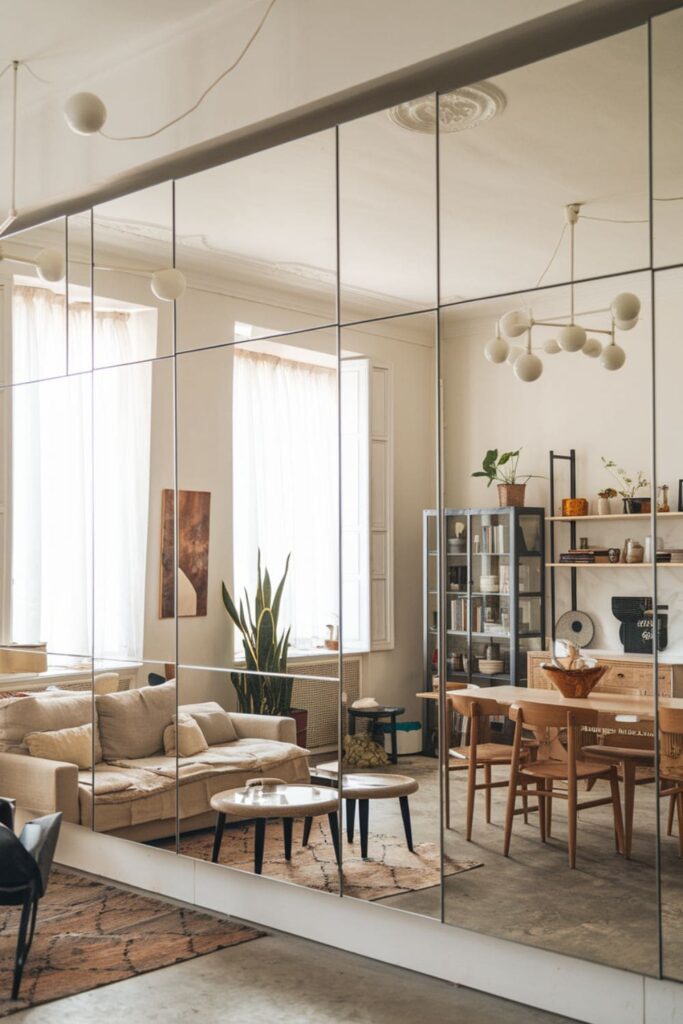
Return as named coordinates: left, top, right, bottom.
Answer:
left=596, top=487, right=617, bottom=516
left=472, top=448, right=542, bottom=508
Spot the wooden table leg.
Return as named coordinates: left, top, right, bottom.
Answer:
left=211, top=811, right=226, bottom=863
left=346, top=798, right=356, bottom=842
left=359, top=799, right=370, bottom=859
left=390, top=714, right=398, bottom=764
left=282, top=818, right=293, bottom=860
left=254, top=819, right=266, bottom=874
left=328, top=812, right=341, bottom=865
left=622, top=760, right=636, bottom=859
left=399, top=795, right=414, bottom=852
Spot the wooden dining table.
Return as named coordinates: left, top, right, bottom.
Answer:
left=416, top=684, right=683, bottom=835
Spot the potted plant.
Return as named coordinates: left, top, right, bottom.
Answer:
left=472, top=448, right=541, bottom=507
left=601, top=458, right=650, bottom=514
left=596, top=487, right=617, bottom=516
left=221, top=552, right=308, bottom=747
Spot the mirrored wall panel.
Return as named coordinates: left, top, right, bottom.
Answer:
left=440, top=266, right=658, bottom=972
left=654, top=267, right=683, bottom=981
left=652, top=7, right=683, bottom=269
left=439, top=28, right=649, bottom=305
left=93, top=183, right=174, bottom=368
left=174, top=132, right=337, bottom=354
left=338, top=98, right=437, bottom=324
left=339, top=311, right=440, bottom=916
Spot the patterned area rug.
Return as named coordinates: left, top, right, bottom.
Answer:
left=0, top=868, right=262, bottom=1017
left=173, top=819, right=481, bottom=900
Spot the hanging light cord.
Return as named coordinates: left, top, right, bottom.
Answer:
left=99, top=0, right=278, bottom=141
left=535, top=223, right=567, bottom=288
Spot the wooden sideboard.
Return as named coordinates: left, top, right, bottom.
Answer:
left=527, top=650, right=683, bottom=698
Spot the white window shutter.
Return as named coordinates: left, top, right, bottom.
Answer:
left=369, top=363, right=394, bottom=650
left=340, top=358, right=370, bottom=651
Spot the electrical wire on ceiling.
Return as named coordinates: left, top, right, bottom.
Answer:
left=64, top=0, right=279, bottom=139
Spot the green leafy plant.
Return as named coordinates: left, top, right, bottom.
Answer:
left=601, top=458, right=649, bottom=498
left=221, top=551, right=292, bottom=716
left=472, top=448, right=541, bottom=487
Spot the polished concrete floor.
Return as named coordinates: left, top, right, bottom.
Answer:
left=9, top=924, right=578, bottom=1024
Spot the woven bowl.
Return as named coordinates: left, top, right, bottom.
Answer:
left=540, top=663, right=608, bottom=699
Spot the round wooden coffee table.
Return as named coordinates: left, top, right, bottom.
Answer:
left=307, top=764, right=419, bottom=859
left=210, top=781, right=341, bottom=874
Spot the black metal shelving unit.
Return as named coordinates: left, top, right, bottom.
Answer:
left=422, top=506, right=546, bottom=755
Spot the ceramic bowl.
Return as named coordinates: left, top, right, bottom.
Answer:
left=478, top=659, right=505, bottom=675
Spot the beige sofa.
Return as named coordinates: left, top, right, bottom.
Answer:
left=0, top=681, right=310, bottom=842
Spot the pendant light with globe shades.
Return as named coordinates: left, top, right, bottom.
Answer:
left=484, top=203, right=640, bottom=382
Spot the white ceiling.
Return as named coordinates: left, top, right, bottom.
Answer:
left=3, top=1, right=682, bottom=314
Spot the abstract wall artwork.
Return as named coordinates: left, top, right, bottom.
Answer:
left=160, top=489, right=211, bottom=618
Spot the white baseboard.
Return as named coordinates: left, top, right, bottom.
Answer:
left=55, top=823, right=683, bottom=1024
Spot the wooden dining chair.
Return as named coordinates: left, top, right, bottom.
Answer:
left=504, top=702, right=625, bottom=869
left=658, top=706, right=683, bottom=857
left=448, top=693, right=536, bottom=841
left=581, top=732, right=655, bottom=859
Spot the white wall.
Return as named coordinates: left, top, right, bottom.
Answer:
left=442, top=270, right=683, bottom=655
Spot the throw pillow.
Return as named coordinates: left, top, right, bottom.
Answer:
left=178, top=701, right=237, bottom=745
left=96, top=680, right=176, bottom=761
left=26, top=722, right=102, bottom=769
left=342, top=733, right=390, bottom=769
left=163, top=714, right=209, bottom=758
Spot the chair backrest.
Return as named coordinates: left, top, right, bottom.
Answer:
left=509, top=701, right=599, bottom=731
left=19, top=812, right=62, bottom=897
left=659, top=706, right=683, bottom=736
left=450, top=693, right=502, bottom=719
left=148, top=672, right=167, bottom=687
left=0, top=824, right=41, bottom=897
left=0, top=797, right=15, bottom=831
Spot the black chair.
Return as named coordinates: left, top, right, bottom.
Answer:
left=0, top=806, right=62, bottom=1000
left=148, top=672, right=167, bottom=686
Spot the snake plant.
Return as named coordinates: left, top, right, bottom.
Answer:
left=221, top=551, right=293, bottom=715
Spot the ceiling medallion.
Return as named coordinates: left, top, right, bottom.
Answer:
left=388, top=81, right=506, bottom=134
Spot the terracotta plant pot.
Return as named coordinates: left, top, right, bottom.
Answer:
left=497, top=483, right=526, bottom=508
left=540, top=664, right=608, bottom=699
left=290, top=708, right=308, bottom=748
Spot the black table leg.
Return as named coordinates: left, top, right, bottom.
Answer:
left=346, top=798, right=356, bottom=842
left=283, top=817, right=293, bottom=860
left=254, top=819, right=266, bottom=874
left=302, top=815, right=313, bottom=846
left=399, top=795, right=414, bottom=852
left=349, top=712, right=356, bottom=736
left=390, top=714, right=398, bottom=764
left=328, top=811, right=341, bottom=865
left=211, top=811, right=226, bottom=863
left=359, top=799, right=369, bottom=859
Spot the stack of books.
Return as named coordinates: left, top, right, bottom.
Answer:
left=559, top=548, right=611, bottom=563
left=480, top=524, right=507, bottom=554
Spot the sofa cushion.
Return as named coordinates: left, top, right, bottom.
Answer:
left=26, top=721, right=101, bottom=769
left=178, top=701, right=237, bottom=745
left=96, top=681, right=176, bottom=761
left=163, top=714, right=209, bottom=757
left=0, top=691, right=94, bottom=753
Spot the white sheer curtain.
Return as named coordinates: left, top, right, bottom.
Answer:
left=11, top=286, right=156, bottom=661
left=232, top=348, right=338, bottom=647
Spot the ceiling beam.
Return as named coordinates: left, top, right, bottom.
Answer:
left=3, top=0, right=682, bottom=237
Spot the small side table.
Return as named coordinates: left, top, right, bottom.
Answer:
left=210, top=782, right=340, bottom=874
left=348, top=705, right=405, bottom=764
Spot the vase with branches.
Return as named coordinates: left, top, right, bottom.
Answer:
left=221, top=551, right=294, bottom=716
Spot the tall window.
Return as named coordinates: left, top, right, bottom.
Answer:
left=10, top=285, right=156, bottom=661
left=232, top=346, right=338, bottom=649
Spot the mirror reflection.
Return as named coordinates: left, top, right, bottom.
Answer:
left=338, top=312, right=440, bottom=914
left=175, top=131, right=337, bottom=353
left=440, top=272, right=659, bottom=974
